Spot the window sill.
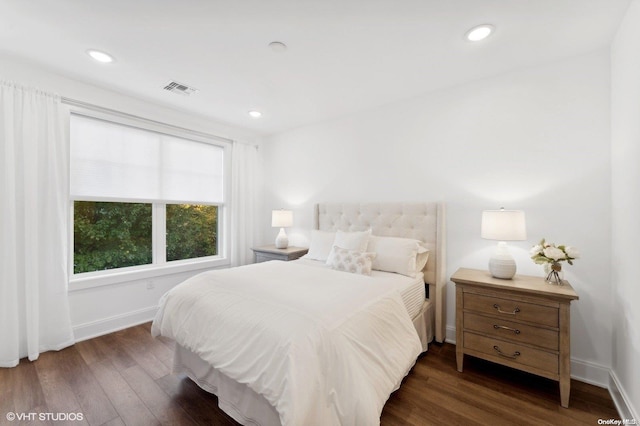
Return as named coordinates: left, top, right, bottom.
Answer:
left=69, top=257, right=230, bottom=292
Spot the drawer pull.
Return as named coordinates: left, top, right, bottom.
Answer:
left=493, top=324, right=521, bottom=334
left=493, top=345, right=521, bottom=359
left=493, top=304, right=520, bottom=315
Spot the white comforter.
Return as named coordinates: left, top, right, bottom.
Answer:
left=151, top=260, right=422, bottom=426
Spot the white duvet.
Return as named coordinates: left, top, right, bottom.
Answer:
left=151, top=260, right=422, bottom=426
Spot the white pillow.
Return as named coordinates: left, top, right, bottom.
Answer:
left=329, top=246, right=376, bottom=276
left=325, top=229, right=372, bottom=266
left=415, top=248, right=430, bottom=272
left=366, top=235, right=429, bottom=278
left=303, top=230, right=336, bottom=261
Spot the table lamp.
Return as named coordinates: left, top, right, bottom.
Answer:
left=272, top=209, right=293, bottom=249
left=481, top=208, right=527, bottom=279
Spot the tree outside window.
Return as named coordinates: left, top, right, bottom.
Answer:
left=73, top=202, right=218, bottom=274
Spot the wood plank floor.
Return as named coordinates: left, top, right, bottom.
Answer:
left=1, top=323, right=619, bottom=425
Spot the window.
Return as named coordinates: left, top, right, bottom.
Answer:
left=70, top=114, right=228, bottom=278
left=166, top=204, right=218, bottom=262
left=74, top=201, right=152, bottom=274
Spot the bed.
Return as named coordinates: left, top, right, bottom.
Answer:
left=152, top=202, right=446, bottom=425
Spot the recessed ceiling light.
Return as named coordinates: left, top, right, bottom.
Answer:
left=248, top=110, right=262, bottom=118
left=465, top=24, right=494, bottom=42
left=268, top=41, right=287, bottom=53
left=87, top=49, right=115, bottom=63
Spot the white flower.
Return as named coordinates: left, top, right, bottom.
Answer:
left=529, top=244, right=542, bottom=256
left=565, top=246, right=580, bottom=259
left=543, top=246, right=566, bottom=261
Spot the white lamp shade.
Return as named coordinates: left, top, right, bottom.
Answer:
left=272, top=210, right=293, bottom=228
left=481, top=209, right=526, bottom=241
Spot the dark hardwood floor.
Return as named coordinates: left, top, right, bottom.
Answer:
left=0, top=323, right=619, bottom=425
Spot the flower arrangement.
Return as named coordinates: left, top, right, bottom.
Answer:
left=530, top=239, right=580, bottom=265
left=530, top=239, right=579, bottom=284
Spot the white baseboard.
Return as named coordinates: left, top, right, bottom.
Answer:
left=570, top=357, right=610, bottom=388
left=445, top=324, right=456, bottom=344
left=72, top=306, right=158, bottom=343
left=609, top=370, right=639, bottom=421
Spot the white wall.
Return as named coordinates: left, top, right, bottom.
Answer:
left=611, top=0, right=640, bottom=418
left=1, top=53, right=259, bottom=341
left=262, top=50, right=613, bottom=385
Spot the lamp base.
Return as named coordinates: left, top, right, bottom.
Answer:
left=488, top=242, right=516, bottom=279
left=275, top=228, right=289, bottom=249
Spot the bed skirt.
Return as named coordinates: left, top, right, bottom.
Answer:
left=172, top=299, right=433, bottom=426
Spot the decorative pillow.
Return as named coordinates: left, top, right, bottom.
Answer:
left=325, top=229, right=372, bottom=266
left=329, top=246, right=376, bottom=276
left=366, top=235, right=429, bottom=278
left=302, top=230, right=336, bottom=261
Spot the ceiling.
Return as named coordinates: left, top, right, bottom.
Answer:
left=0, top=0, right=630, bottom=135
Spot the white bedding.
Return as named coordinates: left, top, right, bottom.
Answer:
left=151, top=260, right=422, bottom=426
left=294, top=258, right=426, bottom=318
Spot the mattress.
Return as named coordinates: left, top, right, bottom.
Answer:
left=294, top=258, right=426, bottom=319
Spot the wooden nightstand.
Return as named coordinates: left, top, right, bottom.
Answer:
left=251, top=245, right=308, bottom=263
left=451, top=267, right=579, bottom=408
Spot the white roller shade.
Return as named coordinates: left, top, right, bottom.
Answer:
left=70, top=114, right=224, bottom=203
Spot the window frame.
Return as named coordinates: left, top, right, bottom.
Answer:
left=68, top=108, right=231, bottom=292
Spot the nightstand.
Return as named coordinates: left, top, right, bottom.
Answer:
left=251, top=245, right=308, bottom=263
left=451, top=267, right=579, bottom=408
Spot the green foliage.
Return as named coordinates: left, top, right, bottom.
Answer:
left=531, top=254, right=549, bottom=265
left=74, top=202, right=152, bottom=274
left=166, top=204, right=218, bottom=261
left=74, top=202, right=218, bottom=274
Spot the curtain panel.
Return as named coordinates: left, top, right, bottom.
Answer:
left=230, top=141, right=258, bottom=266
left=0, top=80, right=74, bottom=367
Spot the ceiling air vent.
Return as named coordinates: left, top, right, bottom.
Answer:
left=163, top=80, right=198, bottom=96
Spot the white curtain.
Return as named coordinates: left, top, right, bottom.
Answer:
left=230, top=141, right=258, bottom=266
left=0, top=81, right=74, bottom=367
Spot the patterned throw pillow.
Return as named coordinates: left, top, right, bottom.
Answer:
left=329, top=246, right=376, bottom=276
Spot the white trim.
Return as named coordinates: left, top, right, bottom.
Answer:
left=69, top=257, right=229, bottom=291
left=609, top=370, right=639, bottom=422
left=153, top=203, right=165, bottom=265
left=73, top=306, right=158, bottom=343
left=63, top=97, right=233, bottom=144
left=570, top=357, right=610, bottom=388
left=69, top=195, right=226, bottom=205
left=446, top=324, right=456, bottom=344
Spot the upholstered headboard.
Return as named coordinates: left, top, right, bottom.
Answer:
left=313, top=202, right=447, bottom=343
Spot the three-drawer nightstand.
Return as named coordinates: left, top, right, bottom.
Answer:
left=251, top=245, right=308, bottom=263
left=451, top=267, right=579, bottom=408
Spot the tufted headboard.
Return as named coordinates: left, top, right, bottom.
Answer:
left=313, top=202, right=447, bottom=343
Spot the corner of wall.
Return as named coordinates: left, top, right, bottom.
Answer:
left=609, top=370, right=639, bottom=421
